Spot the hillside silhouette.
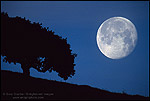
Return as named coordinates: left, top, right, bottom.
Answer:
left=1, top=70, right=149, bottom=100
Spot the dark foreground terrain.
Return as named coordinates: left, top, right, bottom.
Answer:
left=1, top=70, right=149, bottom=100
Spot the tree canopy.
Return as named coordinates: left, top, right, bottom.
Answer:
left=1, top=12, right=77, bottom=80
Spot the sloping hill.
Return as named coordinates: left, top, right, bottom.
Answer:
left=1, top=70, right=149, bottom=100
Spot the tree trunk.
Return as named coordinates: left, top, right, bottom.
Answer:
left=21, top=64, right=30, bottom=76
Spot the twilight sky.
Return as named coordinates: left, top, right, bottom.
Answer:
left=1, top=1, right=149, bottom=97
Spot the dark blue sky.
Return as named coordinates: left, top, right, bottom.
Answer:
left=1, top=1, right=149, bottom=97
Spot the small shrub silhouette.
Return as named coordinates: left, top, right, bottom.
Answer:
left=1, top=12, right=77, bottom=80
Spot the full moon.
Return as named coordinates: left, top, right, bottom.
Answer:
left=97, top=17, right=137, bottom=59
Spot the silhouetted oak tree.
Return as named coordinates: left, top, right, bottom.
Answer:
left=1, top=12, right=77, bottom=80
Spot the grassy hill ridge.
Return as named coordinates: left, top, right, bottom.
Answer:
left=1, top=70, right=149, bottom=100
